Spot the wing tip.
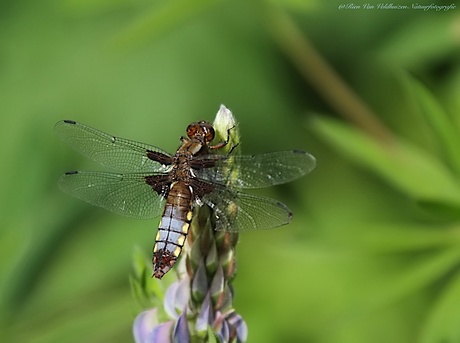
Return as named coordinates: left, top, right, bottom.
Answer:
left=293, top=149, right=317, bottom=172
left=276, top=200, right=293, bottom=225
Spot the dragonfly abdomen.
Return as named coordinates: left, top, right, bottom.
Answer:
left=152, top=182, right=193, bottom=279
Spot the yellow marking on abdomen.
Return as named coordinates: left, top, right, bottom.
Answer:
left=173, top=246, right=182, bottom=257
left=181, top=222, right=189, bottom=234
left=177, top=235, right=185, bottom=246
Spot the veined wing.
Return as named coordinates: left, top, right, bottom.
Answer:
left=201, top=184, right=293, bottom=232
left=193, top=150, right=316, bottom=189
left=55, top=120, right=172, bottom=173
left=58, top=171, right=167, bottom=219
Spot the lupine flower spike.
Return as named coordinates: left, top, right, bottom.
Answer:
left=133, top=105, right=248, bottom=343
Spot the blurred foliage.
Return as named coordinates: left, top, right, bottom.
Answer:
left=1, top=0, right=459, bottom=342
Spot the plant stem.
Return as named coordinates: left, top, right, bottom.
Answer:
left=262, top=3, right=395, bottom=144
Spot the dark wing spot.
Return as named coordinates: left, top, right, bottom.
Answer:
left=147, top=150, right=173, bottom=165
left=293, top=149, right=306, bottom=154
left=145, top=174, right=170, bottom=196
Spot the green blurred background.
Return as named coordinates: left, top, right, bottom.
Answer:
left=1, top=0, right=460, bottom=342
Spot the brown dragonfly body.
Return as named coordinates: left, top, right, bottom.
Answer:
left=55, top=112, right=316, bottom=279
left=145, top=121, right=225, bottom=278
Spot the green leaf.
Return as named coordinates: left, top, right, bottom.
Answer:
left=421, top=272, right=460, bottom=343
left=406, top=76, right=460, bottom=175
left=328, top=223, right=460, bottom=253
left=207, top=326, right=220, bottom=343
left=353, top=249, right=460, bottom=314
left=310, top=115, right=460, bottom=209
left=377, top=15, right=456, bottom=68
left=130, top=248, right=165, bottom=308
left=417, top=200, right=460, bottom=220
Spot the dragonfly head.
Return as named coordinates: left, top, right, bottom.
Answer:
left=186, top=121, right=215, bottom=144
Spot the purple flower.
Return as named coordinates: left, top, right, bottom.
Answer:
left=133, top=308, right=174, bottom=343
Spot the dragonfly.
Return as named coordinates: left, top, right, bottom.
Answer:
left=55, top=117, right=316, bottom=278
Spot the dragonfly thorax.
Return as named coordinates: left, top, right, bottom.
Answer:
left=169, top=154, right=194, bottom=183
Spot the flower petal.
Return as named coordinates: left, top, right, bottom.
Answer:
left=148, top=321, right=174, bottom=343
left=196, top=292, right=214, bottom=333
left=210, top=264, right=224, bottom=301
left=214, top=317, right=229, bottom=343
left=192, top=258, right=208, bottom=302
left=173, top=311, right=190, bottom=343
left=226, top=312, right=248, bottom=343
left=175, top=277, right=191, bottom=311
left=133, top=308, right=159, bottom=343
left=213, top=105, right=236, bottom=140
left=164, top=282, right=180, bottom=319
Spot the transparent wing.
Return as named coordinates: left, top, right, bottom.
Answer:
left=201, top=184, right=293, bottom=232
left=55, top=120, right=172, bottom=173
left=193, top=150, right=316, bottom=189
left=58, top=171, right=166, bottom=219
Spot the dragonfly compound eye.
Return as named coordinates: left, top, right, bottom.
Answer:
left=202, top=124, right=215, bottom=143
left=186, top=123, right=198, bottom=139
